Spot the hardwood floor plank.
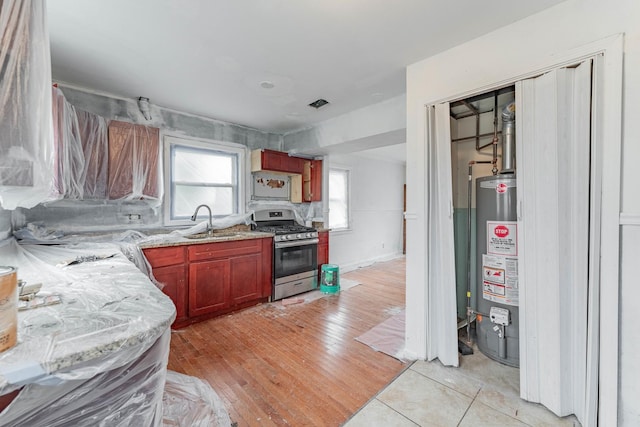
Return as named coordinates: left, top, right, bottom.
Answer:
left=168, top=257, right=407, bottom=426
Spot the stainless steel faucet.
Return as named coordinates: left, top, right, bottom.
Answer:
left=191, top=204, right=213, bottom=231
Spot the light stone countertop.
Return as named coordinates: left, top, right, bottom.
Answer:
left=137, top=230, right=274, bottom=249
left=0, top=239, right=176, bottom=395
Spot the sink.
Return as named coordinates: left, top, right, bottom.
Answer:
left=183, top=231, right=242, bottom=240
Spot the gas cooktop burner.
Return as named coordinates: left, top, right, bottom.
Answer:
left=254, top=225, right=318, bottom=242
left=253, top=209, right=319, bottom=242
left=254, top=225, right=316, bottom=235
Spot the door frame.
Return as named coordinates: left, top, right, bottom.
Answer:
left=412, top=34, right=622, bottom=425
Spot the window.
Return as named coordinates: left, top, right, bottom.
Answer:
left=329, top=168, right=350, bottom=230
left=164, top=135, right=245, bottom=225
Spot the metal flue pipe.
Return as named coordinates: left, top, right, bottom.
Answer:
left=501, top=102, right=516, bottom=174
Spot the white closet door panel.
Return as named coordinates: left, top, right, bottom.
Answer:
left=424, top=103, right=458, bottom=366
left=517, top=61, right=592, bottom=421
left=584, top=54, right=604, bottom=427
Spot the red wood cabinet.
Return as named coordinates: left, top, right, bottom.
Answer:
left=317, top=230, right=329, bottom=279
left=143, top=246, right=188, bottom=327
left=188, top=239, right=272, bottom=318
left=229, top=253, right=263, bottom=305
left=152, top=264, right=188, bottom=324
left=251, top=149, right=304, bottom=174
left=189, top=258, right=229, bottom=316
left=143, top=237, right=272, bottom=328
left=303, top=159, right=322, bottom=202
left=251, top=149, right=323, bottom=203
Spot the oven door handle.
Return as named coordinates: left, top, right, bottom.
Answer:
left=274, top=238, right=319, bottom=249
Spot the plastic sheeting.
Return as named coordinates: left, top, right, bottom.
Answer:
left=52, top=86, right=109, bottom=200
left=0, top=329, right=171, bottom=426
left=162, top=371, right=231, bottom=427
left=355, top=309, right=408, bottom=362
left=107, top=120, right=161, bottom=202
left=0, top=0, right=57, bottom=210
left=52, top=89, right=162, bottom=203
left=0, top=238, right=175, bottom=396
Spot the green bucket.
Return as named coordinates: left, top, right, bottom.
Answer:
left=320, top=264, right=340, bottom=294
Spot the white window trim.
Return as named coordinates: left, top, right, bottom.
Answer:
left=163, top=133, right=246, bottom=227
left=328, top=166, right=352, bottom=233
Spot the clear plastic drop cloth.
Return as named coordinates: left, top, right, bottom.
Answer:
left=52, top=86, right=109, bottom=200
left=107, top=120, right=161, bottom=203
left=0, top=329, right=171, bottom=427
left=0, top=238, right=175, bottom=396
left=0, top=1, right=58, bottom=210
left=162, top=371, right=231, bottom=427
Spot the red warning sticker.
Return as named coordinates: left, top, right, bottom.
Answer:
left=494, top=225, right=509, bottom=238
left=483, top=266, right=505, bottom=284
left=487, top=221, right=518, bottom=256
left=496, top=183, right=508, bottom=194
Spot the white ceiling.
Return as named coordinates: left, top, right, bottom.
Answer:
left=47, top=0, right=564, bottom=134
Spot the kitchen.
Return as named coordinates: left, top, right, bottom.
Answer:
left=1, top=0, right=640, bottom=426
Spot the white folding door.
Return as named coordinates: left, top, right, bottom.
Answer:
left=516, top=60, right=596, bottom=424
left=424, top=103, right=459, bottom=366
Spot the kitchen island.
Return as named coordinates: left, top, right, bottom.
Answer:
left=0, top=238, right=175, bottom=425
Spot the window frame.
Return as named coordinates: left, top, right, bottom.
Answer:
left=328, top=166, right=351, bottom=232
left=163, top=134, right=246, bottom=226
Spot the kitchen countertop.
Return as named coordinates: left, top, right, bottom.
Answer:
left=137, top=230, right=274, bottom=249
left=0, top=238, right=175, bottom=396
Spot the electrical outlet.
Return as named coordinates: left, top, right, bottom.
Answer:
left=127, top=213, right=142, bottom=223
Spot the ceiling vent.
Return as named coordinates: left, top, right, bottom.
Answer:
left=308, top=99, right=329, bottom=109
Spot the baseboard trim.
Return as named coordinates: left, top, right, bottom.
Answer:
left=337, top=253, right=405, bottom=274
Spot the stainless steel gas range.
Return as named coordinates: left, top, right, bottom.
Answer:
left=253, top=209, right=318, bottom=300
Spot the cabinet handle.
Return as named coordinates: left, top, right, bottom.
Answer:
left=292, top=281, right=303, bottom=286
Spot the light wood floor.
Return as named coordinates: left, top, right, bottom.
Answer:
left=167, top=257, right=407, bottom=427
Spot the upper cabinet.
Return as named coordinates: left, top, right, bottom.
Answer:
left=303, top=159, right=322, bottom=202
left=51, top=88, right=160, bottom=202
left=107, top=121, right=160, bottom=200
left=251, top=149, right=305, bottom=174
left=251, top=149, right=322, bottom=203
left=52, top=87, right=110, bottom=200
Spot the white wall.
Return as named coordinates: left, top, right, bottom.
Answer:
left=405, top=0, right=640, bottom=424
left=328, top=152, right=405, bottom=272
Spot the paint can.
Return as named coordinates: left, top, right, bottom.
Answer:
left=0, top=267, right=18, bottom=352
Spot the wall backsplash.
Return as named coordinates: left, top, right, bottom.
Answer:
left=14, top=201, right=162, bottom=234
left=10, top=85, right=289, bottom=235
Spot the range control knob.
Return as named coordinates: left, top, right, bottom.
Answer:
left=306, top=233, right=313, bottom=238
left=279, top=235, right=287, bottom=241
left=296, top=233, right=303, bottom=239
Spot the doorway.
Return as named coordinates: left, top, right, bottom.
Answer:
left=405, top=34, right=622, bottom=427
left=413, top=52, right=614, bottom=426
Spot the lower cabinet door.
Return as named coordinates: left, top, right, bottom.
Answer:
left=152, top=264, right=187, bottom=325
left=188, top=259, right=230, bottom=317
left=229, top=254, right=261, bottom=306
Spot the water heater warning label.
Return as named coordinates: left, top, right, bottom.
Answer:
left=487, top=221, right=518, bottom=256
left=482, top=254, right=519, bottom=306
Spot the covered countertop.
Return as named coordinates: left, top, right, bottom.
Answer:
left=0, top=238, right=175, bottom=396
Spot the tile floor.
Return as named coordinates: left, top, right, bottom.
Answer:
left=343, top=345, right=581, bottom=427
